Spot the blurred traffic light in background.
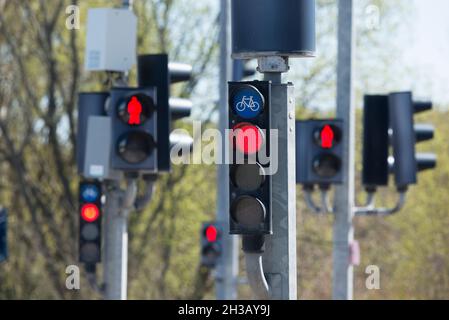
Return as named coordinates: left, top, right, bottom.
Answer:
left=389, top=92, right=436, bottom=190
left=0, top=208, right=7, bottom=263
left=228, top=81, right=272, bottom=235
left=200, top=222, right=222, bottom=268
left=296, top=120, right=344, bottom=187
left=79, top=180, right=102, bottom=265
left=110, top=88, right=158, bottom=172
left=363, top=92, right=437, bottom=192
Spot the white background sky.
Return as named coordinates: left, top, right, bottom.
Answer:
left=404, top=0, right=449, bottom=107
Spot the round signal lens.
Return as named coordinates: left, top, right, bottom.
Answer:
left=117, top=132, right=155, bottom=164
left=231, top=196, right=266, bottom=228
left=205, top=225, right=218, bottom=242
left=80, top=184, right=100, bottom=203
left=81, top=224, right=100, bottom=241
left=231, top=164, right=266, bottom=192
left=313, top=153, right=342, bottom=178
left=81, top=204, right=100, bottom=222
left=232, top=123, right=264, bottom=155
left=313, top=124, right=342, bottom=149
left=118, top=93, right=155, bottom=125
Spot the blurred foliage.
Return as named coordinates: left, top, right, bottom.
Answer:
left=0, top=0, right=448, bottom=300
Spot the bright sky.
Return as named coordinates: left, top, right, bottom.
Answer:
left=404, top=0, right=449, bottom=106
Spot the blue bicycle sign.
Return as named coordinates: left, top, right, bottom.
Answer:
left=232, top=86, right=264, bottom=119
left=236, top=96, right=260, bottom=113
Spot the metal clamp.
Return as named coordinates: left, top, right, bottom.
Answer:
left=354, top=192, right=407, bottom=216
left=303, top=186, right=334, bottom=214
left=257, top=56, right=290, bottom=73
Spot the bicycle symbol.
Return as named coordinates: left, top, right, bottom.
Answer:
left=235, top=96, right=260, bottom=113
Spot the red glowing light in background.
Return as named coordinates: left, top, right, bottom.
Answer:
left=81, top=204, right=100, bottom=222
left=205, top=225, right=218, bottom=242
left=321, top=125, right=334, bottom=149
left=127, top=96, right=143, bottom=125
left=232, top=123, right=263, bottom=155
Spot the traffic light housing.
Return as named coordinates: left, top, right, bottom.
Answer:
left=389, top=92, right=436, bottom=190
left=79, top=180, right=102, bottom=264
left=137, top=54, right=193, bottom=173
left=200, top=222, right=222, bottom=268
left=296, top=120, right=344, bottom=186
left=362, top=92, right=437, bottom=191
left=0, top=208, right=7, bottom=263
left=362, top=95, right=390, bottom=189
left=228, top=81, right=272, bottom=235
left=109, top=87, right=158, bottom=173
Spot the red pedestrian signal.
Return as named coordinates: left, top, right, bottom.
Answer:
left=127, top=96, right=143, bottom=125
left=297, top=120, right=344, bottom=186
left=320, top=125, right=334, bottom=149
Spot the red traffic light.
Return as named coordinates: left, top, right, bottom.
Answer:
left=81, top=204, right=100, bottom=222
left=314, top=124, right=341, bottom=149
left=232, top=123, right=264, bottom=155
left=205, top=225, right=218, bottom=242
left=321, top=125, right=334, bottom=149
left=117, top=93, right=155, bottom=126
left=127, top=96, right=143, bottom=125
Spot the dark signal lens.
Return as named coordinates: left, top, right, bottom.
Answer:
left=232, top=123, right=264, bottom=155
left=117, top=132, right=155, bottom=164
left=231, top=196, right=266, bottom=227
left=81, top=224, right=100, bottom=241
left=81, top=204, right=100, bottom=222
left=313, top=153, right=342, bottom=178
left=231, top=164, right=265, bottom=191
left=80, top=243, right=100, bottom=263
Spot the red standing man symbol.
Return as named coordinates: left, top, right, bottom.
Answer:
left=321, top=125, right=334, bottom=149
left=127, top=96, right=142, bottom=125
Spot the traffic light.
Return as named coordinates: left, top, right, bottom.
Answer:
left=228, top=81, right=272, bottom=235
left=109, top=87, right=158, bottom=173
left=296, top=120, right=344, bottom=186
left=389, top=92, right=436, bottom=190
left=0, top=208, right=7, bottom=263
left=79, top=180, right=102, bottom=264
left=200, top=222, right=222, bottom=268
left=137, top=54, right=193, bottom=172
left=362, top=95, right=390, bottom=190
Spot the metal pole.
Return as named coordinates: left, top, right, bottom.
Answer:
left=104, top=179, right=137, bottom=300
left=333, top=0, right=355, bottom=300
left=216, top=0, right=239, bottom=300
left=260, top=60, right=297, bottom=300
left=103, top=0, right=135, bottom=301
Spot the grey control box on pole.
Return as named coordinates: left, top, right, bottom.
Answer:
left=77, top=92, right=109, bottom=174
left=231, top=0, right=316, bottom=59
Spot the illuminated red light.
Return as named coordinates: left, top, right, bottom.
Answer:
left=321, top=125, right=334, bottom=149
left=205, top=226, right=218, bottom=242
left=81, top=204, right=100, bottom=222
left=127, top=96, right=143, bottom=125
left=232, top=123, right=263, bottom=155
